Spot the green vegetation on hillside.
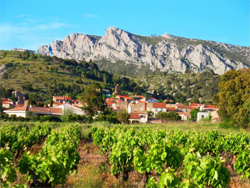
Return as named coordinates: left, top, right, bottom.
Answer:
left=0, top=50, right=222, bottom=104
left=135, top=70, right=220, bottom=104
left=0, top=50, right=141, bottom=101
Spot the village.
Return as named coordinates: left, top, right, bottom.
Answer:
left=1, top=83, right=220, bottom=124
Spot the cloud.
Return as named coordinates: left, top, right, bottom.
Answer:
left=84, top=13, right=98, bottom=18
left=0, top=15, right=76, bottom=50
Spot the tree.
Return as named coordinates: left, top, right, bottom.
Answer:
left=213, top=68, right=250, bottom=128
left=61, top=108, right=74, bottom=122
left=133, top=86, right=141, bottom=95
left=190, top=108, right=200, bottom=121
left=147, top=111, right=153, bottom=118
left=80, top=84, right=107, bottom=116
left=116, top=109, right=130, bottom=124
left=156, top=112, right=181, bottom=122
left=28, top=93, right=38, bottom=105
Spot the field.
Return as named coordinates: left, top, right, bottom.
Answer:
left=1, top=121, right=250, bottom=187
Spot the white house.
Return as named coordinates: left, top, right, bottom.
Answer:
left=3, top=103, right=85, bottom=118
left=53, top=103, right=85, bottom=115
left=197, top=112, right=210, bottom=121
left=3, top=105, right=62, bottom=118
left=3, top=106, right=27, bottom=117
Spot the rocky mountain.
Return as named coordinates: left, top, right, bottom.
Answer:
left=38, top=27, right=250, bottom=75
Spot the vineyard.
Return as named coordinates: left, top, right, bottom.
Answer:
left=0, top=122, right=250, bottom=187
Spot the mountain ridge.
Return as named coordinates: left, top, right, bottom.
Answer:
left=38, top=27, right=250, bottom=75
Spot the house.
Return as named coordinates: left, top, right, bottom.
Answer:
left=197, top=112, right=210, bottom=121
left=53, top=103, right=85, bottom=115
left=128, top=101, right=146, bottom=113
left=129, top=112, right=148, bottom=123
left=106, top=98, right=128, bottom=112
left=3, top=105, right=62, bottom=118
left=148, top=97, right=159, bottom=103
left=3, top=103, right=85, bottom=118
left=176, top=103, right=191, bottom=113
left=1, top=98, right=14, bottom=108
left=53, top=96, right=72, bottom=104
left=211, top=110, right=220, bottom=122
left=166, top=107, right=177, bottom=112
left=116, top=95, right=134, bottom=103
left=128, top=101, right=167, bottom=117
left=3, top=106, right=27, bottom=117
left=177, top=112, right=191, bottom=121
left=200, top=105, right=219, bottom=111
left=147, top=103, right=167, bottom=117
left=134, top=95, right=144, bottom=101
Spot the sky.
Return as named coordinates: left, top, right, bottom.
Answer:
left=0, top=0, right=249, bottom=51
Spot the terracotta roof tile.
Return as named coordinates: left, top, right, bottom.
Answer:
left=166, top=107, right=176, bottom=111
left=129, top=112, right=147, bottom=119
left=152, top=103, right=166, bottom=108
left=4, top=106, right=27, bottom=112
left=177, top=104, right=191, bottom=109
left=50, top=108, right=62, bottom=114
left=28, top=107, right=51, bottom=113
left=177, top=112, right=191, bottom=116
left=53, top=96, right=65, bottom=100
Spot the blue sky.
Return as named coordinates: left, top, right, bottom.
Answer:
left=0, top=0, right=249, bottom=51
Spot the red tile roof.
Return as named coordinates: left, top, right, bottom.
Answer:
left=14, top=104, right=24, bottom=107
left=4, top=106, right=27, bottom=112
left=2, top=101, right=12, bottom=104
left=204, top=105, right=218, bottom=109
left=177, top=104, right=191, bottom=109
left=166, top=107, right=177, bottom=111
left=50, top=108, right=62, bottom=114
left=177, top=112, right=191, bottom=116
left=189, top=103, right=199, bottom=106
left=152, top=103, right=166, bottom=108
left=129, top=112, right=147, bottom=119
left=28, top=107, right=51, bottom=113
left=53, top=96, right=65, bottom=100
left=135, top=95, right=144, bottom=98
left=122, top=96, right=133, bottom=100
left=190, top=107, right=197, bottom=110
left=53, top=102, right=63, bottom=105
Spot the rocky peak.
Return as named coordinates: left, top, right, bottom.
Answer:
left=161, top=33, right=174, bottom=39
left=38, top=27, right=250, bottom=75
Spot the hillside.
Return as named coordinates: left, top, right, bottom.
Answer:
left=38, top=27, right=249, bottom=75
left=0, top=51, right=139, bottom=101
left=0, top=51, right=221, bottom=104
left=135, top=71, right=220, bottom=104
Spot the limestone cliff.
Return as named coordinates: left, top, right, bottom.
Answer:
left=38, top=27, right=250, bottom=75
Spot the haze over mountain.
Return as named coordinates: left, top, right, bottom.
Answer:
left=38, top=27, right=250, bottom=75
